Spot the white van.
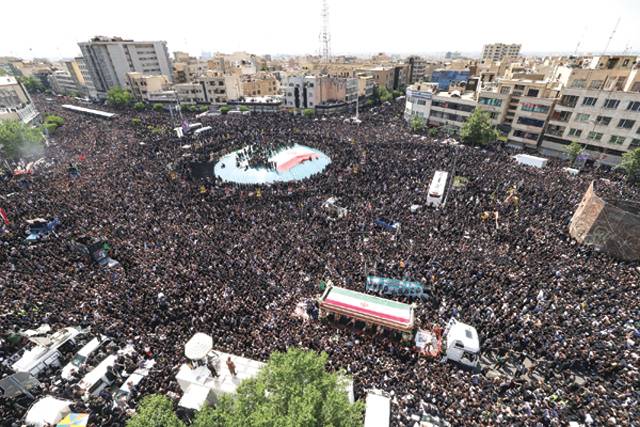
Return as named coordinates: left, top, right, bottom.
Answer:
left=60, top=335, right=108, bottom=380
left=113, top=360, right=156, bottom=408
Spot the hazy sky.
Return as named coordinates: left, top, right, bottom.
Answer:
left=1, top=0, right=639, bottom=59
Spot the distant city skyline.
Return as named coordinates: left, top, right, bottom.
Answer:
left=1, top=0, right=639, bottom=60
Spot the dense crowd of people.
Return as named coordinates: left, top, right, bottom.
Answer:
left=1, top=95, right=639, bottom=426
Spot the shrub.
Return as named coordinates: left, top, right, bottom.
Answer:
left=153, top=103, right=165, bottom=112
left=303, top=108, right=315, bottom=118
left=220, top=106, right=231, bottom=114
left=134, top=102, right=146, bottom=111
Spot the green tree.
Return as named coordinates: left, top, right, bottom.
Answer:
left=126, top=394, right=184, bottom=427
left=566, top=140, right=583, bottom=164
left=199, top=105, right=209, bottom=112
left=153, top=103, right=165, bottom=112
left=617, top=147, right=640, bottom=182
left=460, top=108, right=498, bottom=146
left=428, top=127, right=439, bottom=138
left=303, top=108, right=315, bottom=118
left=194, top=348, right=363, bottom=427
left=45, top=115, right=64, bottom=127
left=220, top=106, right=231, bottom=114
left=134, top=102, right=146, bottom=111
left=410, top=115, right=425, bottom=132
left=19, top=76, right=45, bottom=93
left=239, top=105, right=250, bottom=112
left=131, top=118, right=142, bottom=126
left=0, top=120, right=44, bottom=160
left=374, top=85, right=392, bottom=103
left=106, top=86, right=133, bottom=108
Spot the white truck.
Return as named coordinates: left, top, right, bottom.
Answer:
left=10, top=327, right=83, bottom=377
left=364, top=389, right=390, bottom=427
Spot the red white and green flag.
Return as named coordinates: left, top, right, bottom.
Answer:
left=321, top=286, right=414, bottom=331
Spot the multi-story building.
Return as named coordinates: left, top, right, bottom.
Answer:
left=125, top=72, right=171, bottom=102
left=78, top=36, right=173, bottom=99
left=478, top=77, right=561, bottom=149
left=404, top=82, right=437, bottom=121
left=48, top=70, right=80, bottom=95
left=172, top=71, right=229, bottom=105
left=539, top=58, right=640, bottom=165
left=239, top=73, right=279, bottom=97
left=404, top=82, right=477, bottom=133
left=358, top=66, right=395, bottom=91
left=407, top=56, right=427, bottom=83
left=481, top=43, right=521, bottom=62
left=0, top=76, right=39, bottom=124
left=75, top=57, right=97, bottom=99
left=282, top=75, right=359, bottom=113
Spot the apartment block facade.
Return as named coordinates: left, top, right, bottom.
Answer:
left=540, top=66, right=640, bottom=165
left=0, top=76, right=39, bottom=124
left=481, top=43, right=521, bottom=62
left=78, top=36, right=173, bottom=98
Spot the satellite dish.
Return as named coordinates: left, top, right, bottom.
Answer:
left=184, top=333, right=213, bottom=360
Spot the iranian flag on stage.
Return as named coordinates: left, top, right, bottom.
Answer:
left=320, top=286, right=415, bottom=331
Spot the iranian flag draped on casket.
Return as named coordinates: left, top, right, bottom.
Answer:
left=319, top=286, right=415, bottom=332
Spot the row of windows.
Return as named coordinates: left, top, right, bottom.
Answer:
left=520, top=103, right=550, bottom=113
left=478, top=97, right=502, bottom=107
left=560, top=94, right=640, bottom=111
left=516, top=116, right=545, bottom=127
left=432, top=100, right=475, bottom=113
left=585, top=131, right=630, bottom=145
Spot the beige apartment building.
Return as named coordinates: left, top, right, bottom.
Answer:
left=478, top=77, right=561, bottom=149
left=540, top=59, right=640, bottom=166
left=125, top=72, right=171, bottom=102
left=173, top=71, right=229, bottom=105
left=481, top=43, right=521, bottom=62
left=239, top=73, right=279, bottom=97
left=0, top=76, right=39, bottom=123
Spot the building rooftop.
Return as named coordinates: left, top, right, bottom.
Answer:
left=0, top=76, right=18, bottom=86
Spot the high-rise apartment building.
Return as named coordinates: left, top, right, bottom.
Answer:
left=481, top=43, right=521, bottom=62
left=78, top=36, right=173, bottom=98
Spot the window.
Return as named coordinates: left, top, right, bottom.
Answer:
left=568, top=128, right=582, bottom=137
left=589, top=80, right=603, bottom=90
left=576, top=113, right=590, bottom=122
left=500, top=86, right=511, bottom=95
left=632, top=82, right=640, bottom=92
left=571, top=79, right=586, bottom=89
left=608, top=135, right=625, bottom=145
left=521, top=103, right=549, bottom=113
left=479, top=97, right=502, bottom=107
left=587, top=131, right=603, bottom=141
left=560, top=95, right=578, bottom=108
left=417, top=99, right=426, bottom=106
left=517, top=117, right=545, bottom=127
left=551, top=110, right=572, bottom=122
left=631, top=139, right=640, bottom=148
left=618, top=119, right=635, bottom=129
left=526, top=89, right=539, bottom=97
left=627, top=101, right=640, bottom=112
left=582, top=97, right=597, bottom=106
left=603, top=99, right=620, bottom=109
left=595, top=116, right=611, bottom=126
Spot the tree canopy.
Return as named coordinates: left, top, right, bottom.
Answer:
left=617, top=147, right=640, bottom=183
left=126, top=395, right=185, bottom=427
left=194, top=348, right=363, bottom=427
left=19, top=76, right=45, bottom=93
left=566, top=140, right=583, bottom=164
left=460, top=108, right=498, bottom=146
left=410, top=115, right=425, bottom=132
left=374, top=85, right=392, bottom=103
left=0, top=119, right=44, bottom=161
left=106, top=86, right=134, bottom=107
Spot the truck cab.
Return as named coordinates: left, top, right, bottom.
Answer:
left=444, top=318, right=480, bottom=369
